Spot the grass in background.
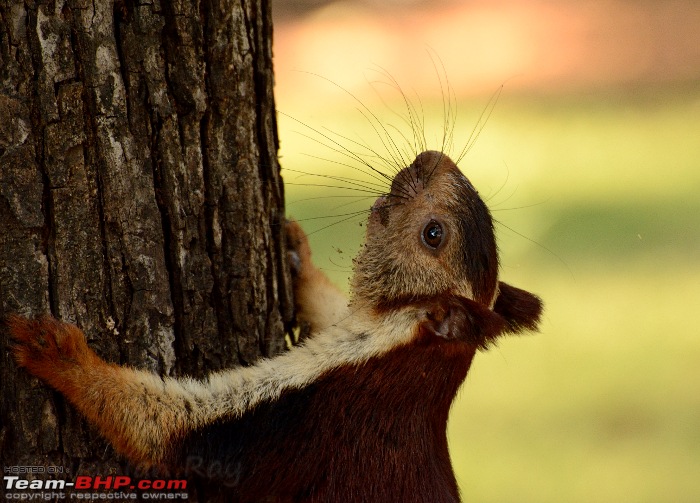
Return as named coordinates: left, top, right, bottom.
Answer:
left=279, top=84, right=700, bottom=502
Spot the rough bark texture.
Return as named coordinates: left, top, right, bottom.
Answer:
left=0, top=0, right=292, bottom=500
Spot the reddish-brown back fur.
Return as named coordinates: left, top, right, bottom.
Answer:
left=171, top=330, right=474, bottom=503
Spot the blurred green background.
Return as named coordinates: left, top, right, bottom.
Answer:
left=273, top=1, right=700, bottom=501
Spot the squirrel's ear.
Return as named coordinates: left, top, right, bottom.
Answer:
left=493, top=282, right=543, bottom=335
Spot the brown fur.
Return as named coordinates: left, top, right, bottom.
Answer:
left=287, top=220, right=349, bottom=332
left=6, top=315, right=198, bottom=467
left=351, top=151, right=499, bottom=309
left=7, top=316, right=150, bottom=463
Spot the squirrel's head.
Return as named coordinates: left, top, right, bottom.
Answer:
left=352, top=151, right=497, bottom=307
left=350, top=150, right=541, bottom=341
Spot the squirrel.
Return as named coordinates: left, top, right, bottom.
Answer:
left=7, top=150, right=542, bottom=502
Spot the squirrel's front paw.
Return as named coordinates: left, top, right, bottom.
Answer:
left=285, top=219, right=313, bottom=279
left=5, top=315, right=96, bottom=384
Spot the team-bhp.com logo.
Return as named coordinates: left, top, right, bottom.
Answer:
left=4, top=466, right=188, bottom=500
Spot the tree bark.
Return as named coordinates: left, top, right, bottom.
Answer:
left=0, top=0, right=292, bottom=500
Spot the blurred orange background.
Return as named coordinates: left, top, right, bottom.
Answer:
left=273, top=0, right=700, bottom=101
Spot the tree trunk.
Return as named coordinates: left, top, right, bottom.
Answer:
left=0, top=0, right=292, bottom=500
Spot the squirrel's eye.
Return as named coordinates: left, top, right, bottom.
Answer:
left=422, top=220, right=443, bottom=249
